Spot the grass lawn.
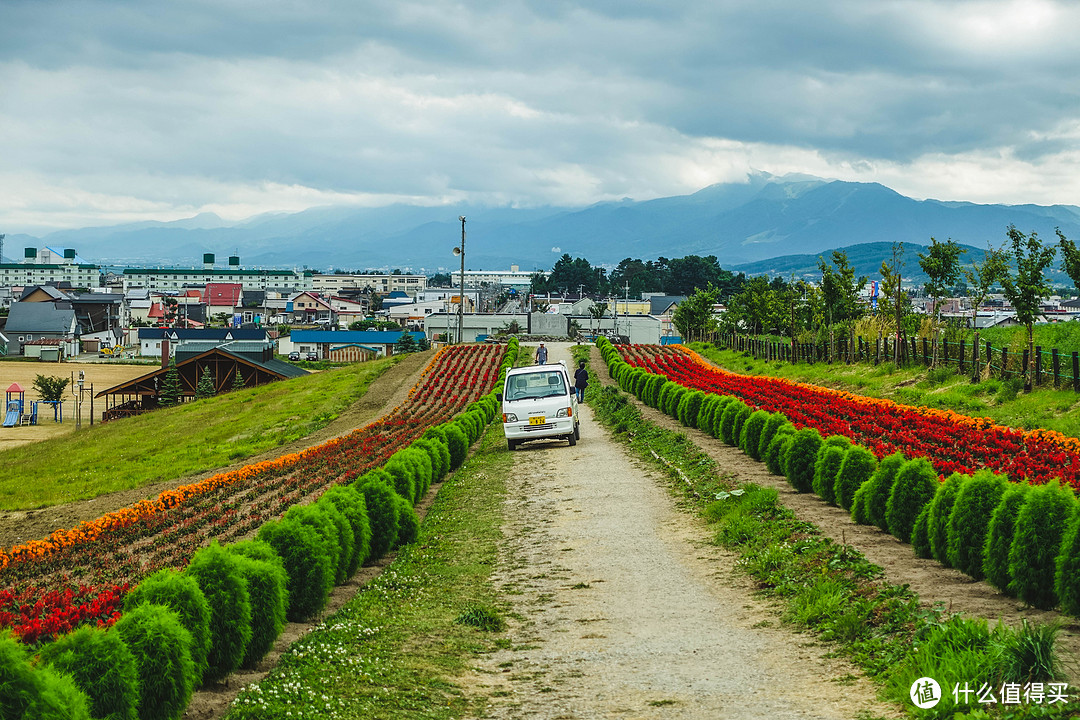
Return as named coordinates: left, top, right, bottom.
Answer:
left=690, top=342, right=1080, bottom=439
left=0, top=356, right=401, bottom=510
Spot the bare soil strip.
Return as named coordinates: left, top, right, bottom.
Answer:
left=466, top=344, right=896, bottom=719
left=591, top=346, right=1080, bottom=682
left=0, top=351, right=433, bottom=549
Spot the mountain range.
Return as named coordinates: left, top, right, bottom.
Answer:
left=7, top=173, right=1080, bottom=277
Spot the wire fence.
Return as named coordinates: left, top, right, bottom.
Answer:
left=718, top=332, right=1080, bottom=391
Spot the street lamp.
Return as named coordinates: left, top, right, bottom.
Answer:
left=452, top=216, right=466, bottom=343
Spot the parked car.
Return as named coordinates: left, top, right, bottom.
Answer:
left=288, top=351, right=300, bottom=361
left=306, top=352, right=318, bottom=361
left=498, top=362, right=580, bottom=450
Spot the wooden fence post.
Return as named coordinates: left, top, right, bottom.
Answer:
left=1035, top=346, right=1043, bottom=387
left=959, top=339, right=965, bottom=374
left=1002, top=347, right=1009, bottom=379
left=972, top=337, right=980, bottom=383
left=1053, top=348, right=1060, bottom=388
left=1073, top=352, right=1079, bottom=392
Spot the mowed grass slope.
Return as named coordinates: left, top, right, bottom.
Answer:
left=0, top=356, right=401, bottom=510
left=691, top=342, right=1080, bottom=439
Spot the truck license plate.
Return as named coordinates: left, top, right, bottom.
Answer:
left=529, top=416, right=546, bottom=425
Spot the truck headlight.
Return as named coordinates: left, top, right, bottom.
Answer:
left=556, top=407, right=572, bottom=418
left=503, top=413, right=518, bottom=423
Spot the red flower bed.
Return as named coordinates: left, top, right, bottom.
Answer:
left=0, top=583, right=128, bottom=646
left=0, top=343, right=507, bottom=643
left=619, top=344, right=1080, bottom=487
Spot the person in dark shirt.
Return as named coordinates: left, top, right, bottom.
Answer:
left=574, top=360, right=588, bottom=402
left=535, top=343, right=548, bottom=364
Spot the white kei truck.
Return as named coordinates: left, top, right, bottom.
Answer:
left=498, top=362, right=581, bottom=451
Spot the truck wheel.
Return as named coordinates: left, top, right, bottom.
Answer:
left=567, top=432, right=577, bottom=447
left=507, top=439, right=518, bottom=451
left=574, top=422, right=581, bottom=441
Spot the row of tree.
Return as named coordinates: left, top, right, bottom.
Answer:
left=701, top=225, right=1080, bottom=392
left=528, top=253, right=749, bottom=299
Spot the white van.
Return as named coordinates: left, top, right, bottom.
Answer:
left=498, top=362, right=580, bottom=451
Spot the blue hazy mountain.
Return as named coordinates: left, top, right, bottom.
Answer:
left=13, top=173, right=1080, bottom=273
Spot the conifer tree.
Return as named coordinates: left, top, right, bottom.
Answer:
left=195, top=366, right=215, bottom=399
left=160, top=358, right=181, bottom=407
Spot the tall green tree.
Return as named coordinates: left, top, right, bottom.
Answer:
left=877, top=242, right=911, bottom=341
left=672, top=285, right=720, bottom=342
left=818, top=250, right=866, bottom=358
left=963, top=241, right=1009, bottom=381
left=999, top=225, right=1055, bottom=392
left=195, top=366, right=216, bottom=399
left=160, top=358, right=182, bottom=407
left=918, top=237, right=966, bottom=366
left=32, top=374, right=70, bottom=403
left=547, top=254, right=601, bottom=295
left=664, top=255, right=723, bottom=296
left=1056, top=228, right=1080, bottom=297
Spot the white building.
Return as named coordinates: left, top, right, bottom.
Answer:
left=0, top=246, right=100, bottom=288
left=310, top=273, right=427, bottom=296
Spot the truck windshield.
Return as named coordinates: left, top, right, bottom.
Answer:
left=505, top=371, right=568, bottom=401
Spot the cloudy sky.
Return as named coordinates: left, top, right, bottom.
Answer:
left=3, top=0, right=1080, bottom=233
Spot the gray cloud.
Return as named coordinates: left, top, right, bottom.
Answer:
left=3, top=0, right=1080, bottom=231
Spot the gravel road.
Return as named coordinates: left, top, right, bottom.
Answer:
left=467, top=343, right=895, bottom=720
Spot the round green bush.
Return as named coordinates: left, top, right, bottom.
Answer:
left=256, top=518, right=333, bottom=622
left=665, top=385, right=687, bottom=418
left=764, top=425, right=795, bottom=476
left=287, top=502, right=351, bottom=585
left=739, top=410, right=770, bottom=461
left=812, top=444, right=846, bottom=505
left=2, top=630, right=92, bottom=720
left=756, top=412, right=788, bottom=458
left=113, top=603, right=196, bottom=720
left=677, top=390, right=705, bottom=427
left=851, top=481, right=871, bottom=524
left=911, top=505, right=933, bottom=559
left=442, top=424, right=469, bottom=469
left=224, top=543, right=287, bottom=669
left=320, top=485, right=372, bottom=574
left=647, top=375, right=668, bottom=408
left=885, top=457, right=939, bottom=543
left=383, top=454, right=416, bottom=506
left=708, top=396, right=734, bottom=438
left=834, top=445, right=877, bottom=512
left=718, top=401, right=745, bottom=446
left=783, top=427, right=822, bottom=493
left=927, top=472, right=966, bottom=566
left=413, top=438, right=450, bottom=482
left=1008, top=480, right=1077, bottom=609
left=696, top=394, right=718, bottom=432
left=864, top=452, right=906, bottom=532
left=183, top=541, right=252, bottom=684
left=983, top=483, right=1031, bottom=595
left=729, top=404, right=753, bottom=448
left=657, top=382, right=677, bottom=415
left=393, top=494, right=420, bottom=548
left=946, top=470, right=1008, bottom=580
left=39, top=625, right=139, bottom=720
left=1055, top=513, right=1080, bottom=616
left=125, top=568, right=211, bottom=685
left=356, top=479, right=400, bottom=560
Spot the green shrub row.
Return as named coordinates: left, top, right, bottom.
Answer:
left=6, top=340, right=517, bottom=720
left=598, top=337, right=1080, bottom=616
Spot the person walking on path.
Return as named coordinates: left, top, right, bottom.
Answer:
left=535, top=343, right=548, bottom=365
left=574, top=359, right=588, bottom=402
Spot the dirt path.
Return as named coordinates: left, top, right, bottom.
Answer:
left=467, top=343, right=896, bottom=719
left=590, top=346, right=1080, bottom=682
left=0, top=350, right=433, bottom=549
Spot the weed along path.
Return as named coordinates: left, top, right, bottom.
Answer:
left=469, top=343, right=892, bottom=719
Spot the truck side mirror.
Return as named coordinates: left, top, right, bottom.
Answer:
left=496, top=393, right=503, bottom=403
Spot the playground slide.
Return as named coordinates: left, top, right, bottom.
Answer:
left=2, top=402, right=18, bottom=428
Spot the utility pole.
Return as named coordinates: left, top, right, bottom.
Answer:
left=455, top=216, right=466, bottom=344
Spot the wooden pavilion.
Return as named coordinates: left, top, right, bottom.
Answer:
left=96, top=346, right=307, bottom=421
